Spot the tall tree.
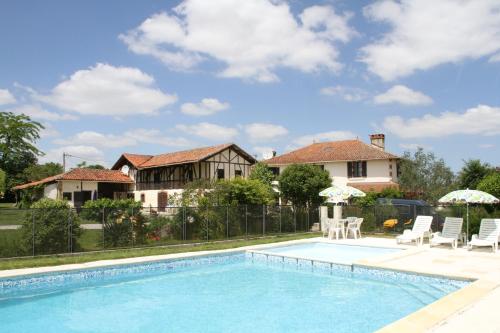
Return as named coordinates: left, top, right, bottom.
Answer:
left=279, top=164, right=331, bottom=207
left=458, top=159, right=493, bottom=189
left=76, top=161, right=106, bottom=169
left=477, top=172, right=500, bottom=199
left=0, top=112, right=44, bottom=195
left=398, top=148, right=455, bottom=203
left=22, top=162, right=63, bottom=182
left=248, top=162, right=275, bottom=186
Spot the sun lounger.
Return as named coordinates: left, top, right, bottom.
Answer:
left=430, top=217, right=463, bottom=249
left=396, top=215, right=433, bottom=246
left=468, top=218, right=500, bottom=253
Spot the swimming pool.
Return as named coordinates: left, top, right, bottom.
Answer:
left=257, top=242, right=401, bottom=264
left=0, top=252, right=468, bottom=333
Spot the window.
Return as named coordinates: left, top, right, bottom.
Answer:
left=140, top=193, right=145, bottom=203
left=347, top=161, right=367, bottom=178
left=62, top=192, right=72, bottom=201
left=217, top=168, right=225, bottom=179
left=270, top=167, right=280, bottom=176
left=235, top=170, right=242, bottom=178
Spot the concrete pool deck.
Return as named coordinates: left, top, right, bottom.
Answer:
left=0, top=236, right=499, bottom=332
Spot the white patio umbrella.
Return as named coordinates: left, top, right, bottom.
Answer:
left=319, top=184, right=366, bottom=220
left=438, top=189, right=499, bottom=243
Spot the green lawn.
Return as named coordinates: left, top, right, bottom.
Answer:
left=0, top=203, right=25, bottom=225
left=0, top=232, right=321, bottom=270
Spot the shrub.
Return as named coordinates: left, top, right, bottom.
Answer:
left=80, top=199, right=145, bottom=247
left=279, top=164, right=331, bottom=207
left=20, top=198, right=81, bottom=254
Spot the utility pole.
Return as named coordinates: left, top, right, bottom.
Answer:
left=63, top=152, right=67, bottom=172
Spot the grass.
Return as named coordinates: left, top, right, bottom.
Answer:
left=0, top=203, right=25, bottom=225
left=0, top=232, right=321, bottom=270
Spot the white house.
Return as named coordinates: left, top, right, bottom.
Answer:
left=13, top=168, right=134, bottom=207
left=14, top=143, right=257, bottom=209
left=264, top=134, right=399, bottom=192
left=111, top=143, right=256, bottom=209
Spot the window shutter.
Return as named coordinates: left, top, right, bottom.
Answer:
left=362, top=161, right=367, bottom=177
left=347, top=162, right=353, bottom=178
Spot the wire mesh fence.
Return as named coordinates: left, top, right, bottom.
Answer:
left=0, top=204, right=498, bottom=259
left=0, top=205, right=322, bottom=259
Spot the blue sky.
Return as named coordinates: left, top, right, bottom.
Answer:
left=0, top=0, right=499, bottom=171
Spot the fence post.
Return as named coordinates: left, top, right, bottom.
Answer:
left=226, top=206, right=229, bottom=239
left=183, top=206, right=186, bottom=241
left=245, top=205, right=248, bottom=239
left=131, top=207, right=135, bottom=248
left=279, top=205, right=282, bottom=234
left=68, top=208, right=73, bottom=253
left=294, top=207, right=297, bottom=233
left=206, top=207, right=209, bottom=241
left=101, top=207, right=106, bottom=250
left=306, top=206, right=310, bottom=231
left=32, top=209, right=35, bottom=257
left=262, top=205, right=265, bottom=236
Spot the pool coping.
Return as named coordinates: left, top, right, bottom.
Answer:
left=0, top=236, right=496, bottom=332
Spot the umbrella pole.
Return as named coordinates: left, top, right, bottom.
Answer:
left=466, top=202, right=469, bottom=245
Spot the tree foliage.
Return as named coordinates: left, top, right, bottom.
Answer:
left=0, top=112, right=43, bottom=197
left=458, top=159, right=493, bottom=190
left=22, top=162, right=63, bottom=182
left=0, top=168, right=5, bottom=196
left=398, top=148, right=455, bottom=203
left=76, top=161, right=106, bottom=169
left=249, top=162, right=275, bottom=186
left=209, top=178, right=274, bottom=205
left=20, top=198, right=81, bottom=254
left=477, top=172, right=500, bottom=199
left=279, top=164, right=331, bottom=206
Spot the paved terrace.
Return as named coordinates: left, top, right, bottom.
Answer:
left=337, top=237, right=500, bottom=333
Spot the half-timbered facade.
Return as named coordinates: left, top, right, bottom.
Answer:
left=112, top=143, right=256, bottom=208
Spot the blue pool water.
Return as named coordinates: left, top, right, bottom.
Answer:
left=0, top=253, right=468, bottom=333
left=260, top=242, right=401, bottom=263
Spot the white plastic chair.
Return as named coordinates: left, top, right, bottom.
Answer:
left=430, top=217, right=463, bottom=249
left=468, top=219, right=500, bottom=253
left=396, top=215, right=433, bottom=246
left=346, top=218, right=364, bottom=239
left=328, top=219, right=346, bottom=240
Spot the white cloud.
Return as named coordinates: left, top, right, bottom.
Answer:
left=489, top=53, right=500, bottom=63
left=479, top=143, right=494, bottom=149
left=360, top=0, right=500, bottom=80
left=176, top=122, right=238, bottom=141
left=290, top=130, right=356, bottom=149
left=252, top=146, right=276, bottom=160
left=39, top=145, right=107, bottom=167
left=0, top=89, right=16, bottom=105
left=374, top=85, right=433, bottom=106
left=8, top=104, right=78, bottom=121
left=54, top=129, right=192, bottom=149
left=244, top=123, right=288, bottom=142
left=120, top=0, right=356, bottom=82
left=36, top=63, right=177, bottom=116
left=399, top=143, right=432, bottom=151
left=39, top=123, right=60, bottom=138
left=123, top=128, right=193, bottom=147
left=181, top=98, right=229, bottom=116
left=383, top=104, right=500, bottom=139
left=320, top=85, right=368, bottom=102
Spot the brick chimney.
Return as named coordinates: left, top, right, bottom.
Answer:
left=370, top=133, right=385, bottom=150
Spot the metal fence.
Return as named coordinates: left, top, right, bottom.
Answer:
left=0, top=204, right=498, bottom=259
left=0, top=205, right=320, bottom=259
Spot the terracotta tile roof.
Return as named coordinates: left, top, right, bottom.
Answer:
left=121, top=153, right=153, bottom=168
left=115, top=143, right=256, bottom=170
left=348, top=181, right=399, bottom=192
left=12, top=173, right=64, bottom=190
left=265, top=140, right=399, bottom=165
left=13, top=168, right=133, bottom=190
